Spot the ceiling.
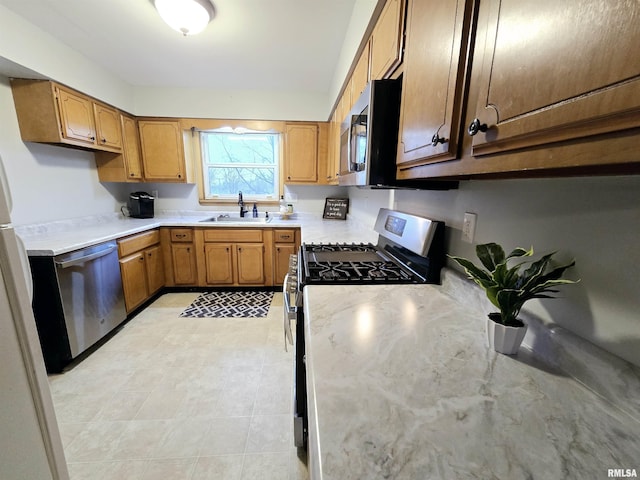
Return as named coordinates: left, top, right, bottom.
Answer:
left=0, top=0, right=367, bottom=94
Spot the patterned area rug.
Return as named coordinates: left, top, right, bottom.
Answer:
left=180, top=290, right=275, bottom=318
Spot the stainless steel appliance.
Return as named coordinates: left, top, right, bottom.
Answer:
left=29, top=241, right=127, bottom=372
left=339, top=79, right=402, bottom=187
left=285, top=208, right=446, bottom=448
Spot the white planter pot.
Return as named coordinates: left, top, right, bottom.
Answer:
left=486, top=315, right=527, bottom=355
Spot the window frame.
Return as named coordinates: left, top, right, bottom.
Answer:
left=188, top=119, right=286, bottom=206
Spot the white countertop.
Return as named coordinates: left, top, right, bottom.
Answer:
left=303, top=283, right=640, bottom=479
left=18, top=211, right=376, bottom=256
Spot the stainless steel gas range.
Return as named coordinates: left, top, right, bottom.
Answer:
left=284, top=208, right=446, bottom=449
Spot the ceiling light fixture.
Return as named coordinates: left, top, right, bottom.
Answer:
left=153, top=0, right=215, bottom=36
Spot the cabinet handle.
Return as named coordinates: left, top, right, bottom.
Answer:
left=281, top=235, right=291, bottom=239
left=139, top=256, right=144, bottom=262
left=176, top=234, right=186, bottom=238
left=187, top=247, right=190, bottom=252
left=431, top=133, right=447, bottom=146
left=276, top=247, right=280, bottom=252
left=130, top=173, right=135, bottom=176
left=468, top=118, right=488, bottom=136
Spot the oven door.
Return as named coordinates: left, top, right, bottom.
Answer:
left=292, top=303, right=307, bottom=449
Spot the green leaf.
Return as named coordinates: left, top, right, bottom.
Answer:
left=476, top=243, right=505, bottom=271
left=448, top=256, right=492, bottom=283
left=506, top=247, right=533, bottom=260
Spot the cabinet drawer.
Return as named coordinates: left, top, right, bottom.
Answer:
left=203, top=229, right=263, bottom=243
left=274, top=229, right=296, bottom=243
left=170, top=228, right=193, bottom=242
left=118, top=229, right=160, bottom=257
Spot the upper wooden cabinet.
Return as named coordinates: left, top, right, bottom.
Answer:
left=10, top=79, right=122, bottom=152
left=369, top=0, right=405, bottom=80
left=56, top=86, right=96, bottom=147
left=284, top=123, right=319, bottom=183
left=138, top=119, right=189, bottom=182
left=396, top=0, right=473, bottom=167
left=350, top=41, right=371, bottom=105
left=93, top=103, right=122, bottom=151
left=95, top=113, right=144, bottom=182
left=397, top=0, right=640, bottom=180
left=468, top=0, right=640, bottom=157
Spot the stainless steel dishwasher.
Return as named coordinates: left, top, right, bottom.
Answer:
left=29, top=241, right=127, bottom=372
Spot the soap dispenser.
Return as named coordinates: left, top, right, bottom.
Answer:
left=252, top=203, right=258, bottom=218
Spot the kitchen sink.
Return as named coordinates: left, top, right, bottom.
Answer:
left=199, top=216, right=272, bottom=223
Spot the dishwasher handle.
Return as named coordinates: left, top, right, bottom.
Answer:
left=283, top=273, right=295, bottom=351
left=55, top=245, right=118, bottom=268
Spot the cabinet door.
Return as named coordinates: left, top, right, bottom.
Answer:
left=351, top=41, right=370, bottom=102
left=470, top=0, right=640, bottom=157
left=236, top=244, right=265, bottom=285
left=55, top=86, right=96, bottom=146
left=120, top=253, right=148, bottom=312
left=274, top=244, right=296, bottom=285
left=284, top=123, right=318, bottom=183
left=204, top=243, right=234, bottom=285
left=397, top=0, right=472, bottom=167
left=139, top=120, right=186, bottom=182
left=144, top=244, right=165, bottom=295
left=369, top=0, right=405, bottom=80
left=171, top=243, right=198, bottom=285
left=121, top=114, right=144, bottom=180
left=94, top=103, right=122, bottom=152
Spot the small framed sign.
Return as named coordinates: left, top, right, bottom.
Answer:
left=323, top=198, right=349, bottom=220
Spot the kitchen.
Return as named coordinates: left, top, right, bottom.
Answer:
left=1, top=0, right=639, bottom=479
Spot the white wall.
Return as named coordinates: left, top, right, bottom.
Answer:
left=328, top=0, right=379, bottom=109
left=346, top=176, right=640, bottom=367
left=0, top=76, right=127, bottom=225
left=0, top=4, right=134, bottom=112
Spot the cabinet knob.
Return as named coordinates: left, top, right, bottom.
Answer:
left=468, top=118, right=488, bottom=136
left=130, top=173, right=135, bottom=176
left=287, top=176, right=291, bottom=180
left=431, top=133, right=447, bottom=146
left=101, top=138, right=107, bottom=143
left=177, top=174, right=182, bottom=178
left=90, top=136, right=96, bottom=141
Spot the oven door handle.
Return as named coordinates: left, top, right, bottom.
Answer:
left=283, top=273, right=295, bottom=351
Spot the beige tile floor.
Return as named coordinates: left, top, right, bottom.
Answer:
left=48, top=292, right=308, bottom=480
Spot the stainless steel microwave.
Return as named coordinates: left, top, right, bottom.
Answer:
left=339, top=79, right=402, bottom=187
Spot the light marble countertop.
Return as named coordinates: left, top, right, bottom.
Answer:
left=303, top=283, right=640, bottom=480
left=18, top=211, right=374, bottom=256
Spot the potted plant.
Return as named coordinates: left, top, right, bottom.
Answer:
left=449, top=243, right=578, bottom=354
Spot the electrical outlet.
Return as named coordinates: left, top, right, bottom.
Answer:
left=462, top=212, right=477, bottom=243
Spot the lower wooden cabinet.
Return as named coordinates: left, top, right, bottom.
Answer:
left=171, top=244, right=198, bottom=285
left=118, top=230, right=164, bottom=312
left=273, top=229, right=300, bottom=285
left=197, top=229, right=269, bottom=286
left=161, top=228, right=198, bottom=286
left=236, top=244, right=265, bottom=284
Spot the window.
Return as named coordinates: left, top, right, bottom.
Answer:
left=200, top=128, right=280, bottom=201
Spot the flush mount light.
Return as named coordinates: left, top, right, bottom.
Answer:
left=153, top=0, right=215, bottom=36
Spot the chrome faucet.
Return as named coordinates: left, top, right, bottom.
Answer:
left=238, top=191, right=248, bottom=217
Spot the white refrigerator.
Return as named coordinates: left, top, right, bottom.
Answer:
left=0, top=154, right=68, bottom=479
